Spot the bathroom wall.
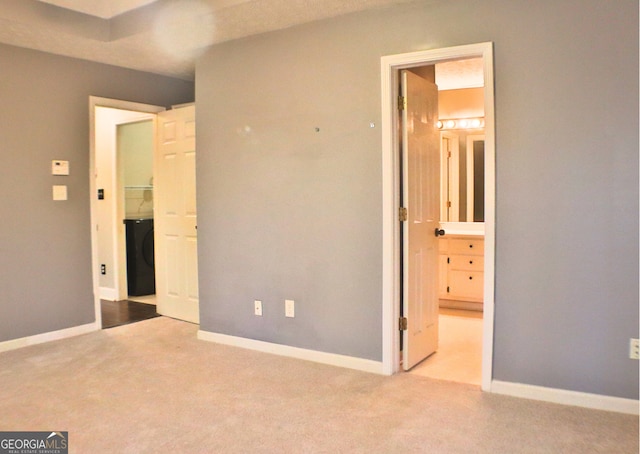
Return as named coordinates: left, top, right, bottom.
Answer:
left=438, top=88, right=484, bottom=120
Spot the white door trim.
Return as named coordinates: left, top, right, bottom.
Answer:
left=380, top=42, right=496, bottom=391
left=440, top=132, right=460, bottom=223
left=89, top=96, right=165, bottom=326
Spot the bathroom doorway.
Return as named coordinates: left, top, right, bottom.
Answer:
left=409, top=58, right=486, bottom=385
left=380, top=43, right=495, bottom=391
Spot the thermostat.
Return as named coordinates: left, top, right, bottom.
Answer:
left=52, top=160, right=69, bottom=175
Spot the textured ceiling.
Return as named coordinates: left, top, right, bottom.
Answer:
left=436, top=58, right=484, bottom=90
left=38, top=0, right=158, bottom=18
left=0, top=0, right=482, bottom=85
left=0, top=0, right=418, bottom=80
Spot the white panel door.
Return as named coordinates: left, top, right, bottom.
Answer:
left=155, top=105, right=199, bottom=323
left=402, top=70, right=440, bottom=370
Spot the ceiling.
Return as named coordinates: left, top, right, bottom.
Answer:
left=435, top=58, right=484, bottom=90
left=38, top=0, right=158, bottom=18
left=0, top=0, right=483, bottom=85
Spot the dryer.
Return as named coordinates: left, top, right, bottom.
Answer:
left=124, top=218, right=155, bottom=296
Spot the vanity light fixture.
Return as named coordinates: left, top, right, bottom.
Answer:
left=437, top=117, right=484, bottom=130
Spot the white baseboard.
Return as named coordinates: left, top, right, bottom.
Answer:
left=99, top=287, right=118, bottom=301
left=197, top=330, right=384, bottom=375
left=0, top=322, right=100, bottom=353
left=491, top=380, right=639, bottom=415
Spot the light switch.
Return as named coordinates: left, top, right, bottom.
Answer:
left=52, top=160, right=69, bottom=175
left=53, top=185, right=67, bottom=201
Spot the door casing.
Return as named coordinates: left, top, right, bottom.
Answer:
left=380, top=43, right=496, bottom=391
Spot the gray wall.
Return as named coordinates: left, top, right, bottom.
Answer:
left=197, top=0, right=639, bottom=399
left=0, top=43, right=194, bottom=342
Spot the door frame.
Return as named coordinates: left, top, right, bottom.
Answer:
left=440, top=131, right=460, bottom=222
left=89, top=96, right=165, bottom=326
left=380, top=42, right=496, bottom=391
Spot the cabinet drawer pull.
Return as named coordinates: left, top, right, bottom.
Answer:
left=469, top=276, right=473, bottom=280
left=469, top=244, right=473, bottom=248
left=469, top=260, right=473, bottom=264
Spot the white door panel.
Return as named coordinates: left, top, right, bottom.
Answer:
left=155, top=105, right=199, bottom=323
left=402, top=70, right=440, bottom=370
left=184, top=151, right=197, bottom=215
left=186, top=236, right=199, bottom=300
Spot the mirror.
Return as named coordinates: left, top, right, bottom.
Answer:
left=433, top=56, right=486, bottom=225
left=440, top=132, right=485, bottom=223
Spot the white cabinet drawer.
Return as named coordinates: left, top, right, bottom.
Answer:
left=449, top=271, right=484, bottom=301
left=449, top=255, right=483, bottom=271
left=448, top=238, right=484, bottom=256
left=439, top=235, right=484, bottom=304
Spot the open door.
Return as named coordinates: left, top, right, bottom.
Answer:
left=155, top=104, right=199, bottom=323
left=401, top=70, right=440, bottom=370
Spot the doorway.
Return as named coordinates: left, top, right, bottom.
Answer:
left=89, top=97, right=165, bottom=328
left=90, top=98, right=200, bottom=328
left=380, top=43, right=496, bottom=391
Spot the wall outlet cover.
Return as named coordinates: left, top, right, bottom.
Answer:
left=285, top=299, right=295, bottom=318
left=629, top=338, right=639, bottom=360
left=254, top=300, right=262, bottom=316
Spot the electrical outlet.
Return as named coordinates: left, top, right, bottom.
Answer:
left=285, top=299, right=295, bottom=318
left=254, top=300, right=262, bottom=316
left=629, top=338, right=639, bottom=360
left=100, top=264, right=106, bottom=275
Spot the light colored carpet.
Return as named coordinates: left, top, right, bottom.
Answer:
left=0, top=317, right=637, bottom=453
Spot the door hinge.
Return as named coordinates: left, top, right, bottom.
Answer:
left=447, top=257, right=450, bottom=264
left=447, top=201, right=452, bottom=208
left=447, top=286, right=450, bottom=293
left=448, top=151, right=452, bottom=158
left=399, top=207, right=408, bottom=222
left=399, top=317, right=408, bottom=331
left=398, top=95, right=406, bottom=111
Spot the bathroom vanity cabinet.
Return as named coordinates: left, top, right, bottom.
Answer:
left=439, top=235, right=484, bottom=311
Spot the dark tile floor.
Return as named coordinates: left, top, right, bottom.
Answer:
left=101, top=299, right=160, bottom=329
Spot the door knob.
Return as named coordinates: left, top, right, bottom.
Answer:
left=435, top=228, right=445, bottom=237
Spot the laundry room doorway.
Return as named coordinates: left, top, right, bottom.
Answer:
left=89, top=97, right=200, bottom=328
left=89, top=97, right=163, bottom=328
left=118, top=119, right=156, bottom=302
